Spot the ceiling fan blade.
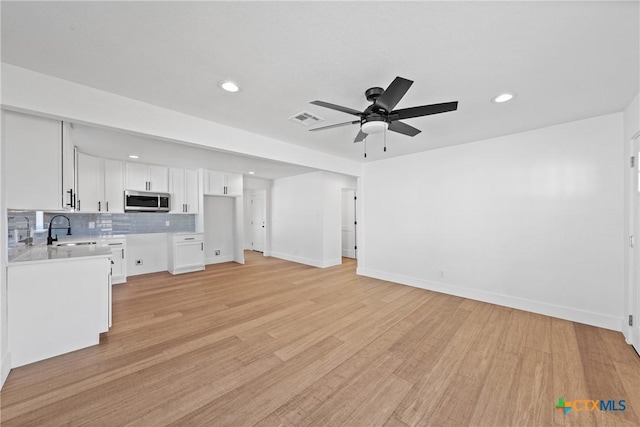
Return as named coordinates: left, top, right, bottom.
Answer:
left=374, top=76, right=413, bottom=112
left=310, top=100, right=362, bottom=117
left=309, top=120, right=360, bottom=132
left=391, top=101, right=458, bottom=121
left=354, top=130, right=367, bottom=143
left=388, top=120, right=421, bottom=137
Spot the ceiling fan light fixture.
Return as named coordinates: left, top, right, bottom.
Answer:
left=361, top=120, right=389, bottom=135
left=492, top=92, right=516, bottom=103
left=219, top=80, right=241, bottom=93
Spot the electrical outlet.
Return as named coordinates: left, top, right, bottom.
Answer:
left=215, top=250, right=221, bottom=256
left=439, top=271, right=444, bottom=278
left=88, top=221, right=95, bottom=229
left=166, top=220, right=170, bottom=226
left=135, top=259, right=143, bottom=265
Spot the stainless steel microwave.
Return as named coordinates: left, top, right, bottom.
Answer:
left=124, top=190, right=171, bottom=212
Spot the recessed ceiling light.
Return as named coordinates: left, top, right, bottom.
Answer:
left=128, top=155, right=139, bottom=159
left=219, top=80, right=240, bottom=93
left=248, top=171, right=255, bottom=175
left=492, top=92, right=516, bottom=103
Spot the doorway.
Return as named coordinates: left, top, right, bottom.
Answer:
left=342, top=189, right=357, bottom=259
left=251, top=191, right=266, bottom=253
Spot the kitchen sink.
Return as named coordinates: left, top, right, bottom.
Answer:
left=55, top=241, right=97, bottom=247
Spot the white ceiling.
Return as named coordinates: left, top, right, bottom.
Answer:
left=2, top=1, right=639, bottom=164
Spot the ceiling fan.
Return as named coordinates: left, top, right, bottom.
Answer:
left=309, top=76, right=458, bottom=145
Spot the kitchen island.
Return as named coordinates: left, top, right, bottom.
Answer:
left=8, top=242, right=112, bottom=367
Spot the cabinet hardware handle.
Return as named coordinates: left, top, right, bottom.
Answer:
left=122, top=248, right=124, bottom=259
left=98, top=201, right=101, bottom=212
left=108, top=243, right=121, bottom=246
left=66, top=189, right=74, bottom=207
left=185, top=237, right=195, bottom=240
left=78, top=200, right=81, bottom=211
left=201, top=242, right=203, bottom=251
left=106, top=201, right=109, bottom=212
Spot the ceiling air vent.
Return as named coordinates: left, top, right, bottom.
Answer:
left=289, top=111, right=324, bottom=126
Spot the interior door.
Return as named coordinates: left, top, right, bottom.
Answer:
left=251, top=191, right=265, bottom=252
left=630, top=140, right=640, bottom=354
left=342, top=189, right=357, bottom=259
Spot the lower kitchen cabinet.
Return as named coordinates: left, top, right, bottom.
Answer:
left=167, top=233, right=205, bottom=274
left=7, top=256, right=111, bottom=367
left=104, top=237, right=127, bottom=284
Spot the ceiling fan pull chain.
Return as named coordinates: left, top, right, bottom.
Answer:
left=384, top=128, right=387, bottom=152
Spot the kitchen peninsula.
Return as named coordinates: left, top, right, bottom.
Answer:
left=7, top=242, right=112, bottom=367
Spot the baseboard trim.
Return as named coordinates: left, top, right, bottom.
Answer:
left=205, top=255, right=234, bottom=265
left=1, top=351, right=11, bottom=389
left=270, top=252, right=340, bottom=268
left=357, top=267, right=623, bottom=332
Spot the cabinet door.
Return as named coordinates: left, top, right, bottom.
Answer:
left=76, top=152, right=103, bottom=212
left=104, top=160, right=124, bottom=212
left=4, top=111, right=63, bottom=210
left=109, top=246, right=125, bottom=280
left=226, top=173, right=243, bottom=196
left=125, top=162, right=148, bottom=191
left=185, top=169, right=199, bottom=213
left=61, top=123, right=76, bottom=210
left=175, top=241, right=205, bottom=270
left=169, top=168, right=186, bottom=213
left=205, top=170, right=225, bottom=195
left=148, top=165, right=169, bottom=192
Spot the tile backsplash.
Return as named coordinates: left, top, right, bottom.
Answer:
left=7, top=210, right=195, bottom=260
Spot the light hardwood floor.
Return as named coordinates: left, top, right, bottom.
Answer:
left=1, top=251, right=639, bottom=426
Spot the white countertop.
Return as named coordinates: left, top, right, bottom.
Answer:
left=9, top=242, right=112, bottom=265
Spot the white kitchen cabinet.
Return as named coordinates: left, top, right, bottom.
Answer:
left=4, top=110, right=75, bottom=210
left=125, top=162, right=169, bottom=192
left=203, top=170, right=243, bottom=196
left=167, top=233, right=205, bottom=274
left=8, top=256, right=111, bottom=367
left=76, top=152, right=124, bottom=213
left=104, top=237, right=127, bottom=284
left=170, top=168, right=199, bottom=213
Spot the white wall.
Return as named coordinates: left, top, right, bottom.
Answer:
left=272, top=172, right=325, bottom=267
left=271, top=171, right=356, bottom=268
left=359, top=113, right=625, bottom=331
left=624, top=92, right=639, bottom=142
left=126, top=233, right=168, bottom=275
left=203, top=196, right=236, bottom=264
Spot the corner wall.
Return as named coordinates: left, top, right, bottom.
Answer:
left=359, top=113, right=625, bottom=331
left=271, top=171, right=356, bottom=268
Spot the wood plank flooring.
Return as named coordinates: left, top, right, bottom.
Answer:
left=1, top=251, right=639, bottom=426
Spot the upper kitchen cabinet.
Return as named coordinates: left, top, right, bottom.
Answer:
left=203, top=170, right=243, bottom=196
left=76, top=152, right=124, bottom=213
left=125, top=162, right=169, bottom=192
left=4, top=111, right=75, bottom=211
left=170, top=168, right=199, bottom=214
